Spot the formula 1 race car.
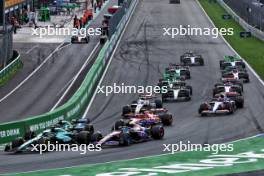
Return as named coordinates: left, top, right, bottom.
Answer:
left=162, top=86, right=191, bottom=102
left=122, top=110, right=173, bottom=126
left=219, top=55, right=246, bottom=70
left=213, top=83, right=243, bottom=96
left=4, top=126, right=94, bottom=153
left=94, top=124, right=164, bottom=147
left=214, top=93, right=244, bottom=108
left=158, top=80, right=193, bottom=95
left=221, top=66, right=247, bottom=75
left=166, top=64, right=191, bottom=79
left=71, top=31, right=90, bottom=43
left=198, top=98, right=236, bottom=116
left=55, top=119, right=94, bottom=133
left=71, top=118, right=94, bottom=133
left=122, top=95, right=163, bottom=115
left=221, top=79, right=244, bottom=91
left=221, top=70, right=250, bottom=83
left=180, top=51, right=204, bottom=66
left=163, top=70, right=186, bottom=81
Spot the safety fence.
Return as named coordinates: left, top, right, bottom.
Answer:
left=217, top=0, right=264, bottom=42
left=108, top=0, right=132, bottom=38
left=224, top=0, right=264, bottom=32
left=0, top=26, right=14, bottom=68
left=0, top=50, right=22, bottom=87
left=0, top=0, right=138, bottom=144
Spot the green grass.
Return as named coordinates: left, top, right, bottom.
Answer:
left=6, top=135, right=264, bottom=176
left=0, top=61, right=23, bottom=87
left=199, top=0, right=264, bottom=80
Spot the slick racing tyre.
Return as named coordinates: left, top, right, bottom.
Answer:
left=91, top=132, right=103, bottom=142
left=199, top=103, right=208, bottom=116
left=77, top=131, right=91, bottom=144
left=122, top=105, right=132, bottom=115
left=112, top=120, right=126, bottom=131
left=85, top=124, right=94, bottom=134
left=151, top=126, right=164, bottom=139
left=4, top=144, right=11, bottom=152
left=11, top=137, right=24, bottom=148
left=186, top=85, right=193, bottom=95
left=160, top=114, right=173, bottom=126
left=199, top=58, right=204, bottom=66
left=24, top=131, right=36, bottom=140
left=236, top=98, right=244, bottom=108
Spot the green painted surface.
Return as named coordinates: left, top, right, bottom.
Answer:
left=5, top=135, right=264, bottom=176
left=0, top=51, right=23, bottom=87
left=0, top=41, right=110, bottom=144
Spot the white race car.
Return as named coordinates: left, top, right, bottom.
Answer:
left=180, top=51, right=204, bottom=66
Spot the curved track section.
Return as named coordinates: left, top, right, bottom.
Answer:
left=0, top=0, right=117, bottom=123
left=1, top=0, right=264, bottom=173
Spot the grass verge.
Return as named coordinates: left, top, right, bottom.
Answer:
left=198, top=0, right=264, bottom=80
left=0, top=52, right=23, bottom=87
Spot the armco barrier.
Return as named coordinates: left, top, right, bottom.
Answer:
left=217, top=0, right=264, bottom=42
left=0, top=50, right=23, bottom=87
left=0, top=0, right=138, bottom=144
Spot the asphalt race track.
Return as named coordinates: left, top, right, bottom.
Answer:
left=1, top=0, right=264, bottom=174
left=0, top=0, right=117, bottom=123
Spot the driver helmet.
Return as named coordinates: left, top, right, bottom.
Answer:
left=58, top=120, right=63, bottom=125
left=50, top=126, right=56, bottom=132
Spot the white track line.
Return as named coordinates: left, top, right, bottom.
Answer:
left=6, top=134, right=262, bottom=175
left=196, top=0, right=264, bottom=87
left=3, top=1, right=263, bottom=174
left=82, top=0, right=139, bottom=119
left=51, top=0, right=112, bottom=110
left=0, top=42, right=64, bottom=103
left=57, top=43, right=72, bottom=51
left=55, top=77, right=75, bottom=97
left=51, top=42, right=100, bottom=111
left=26, top=45, right=39, bottom=54
left=0, top=0, right=110, bottom=104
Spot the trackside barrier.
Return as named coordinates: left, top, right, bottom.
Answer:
left=0, top=0, right=138, bottom=144
left=0, top=50, right=23, bottom=87
left=217, top=0, right=264, bottom=42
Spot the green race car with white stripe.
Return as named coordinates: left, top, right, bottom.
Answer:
left=220, top=55, right=246, bottom=70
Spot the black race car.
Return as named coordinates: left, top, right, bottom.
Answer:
left=180, top=51, right=204, bottom=66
